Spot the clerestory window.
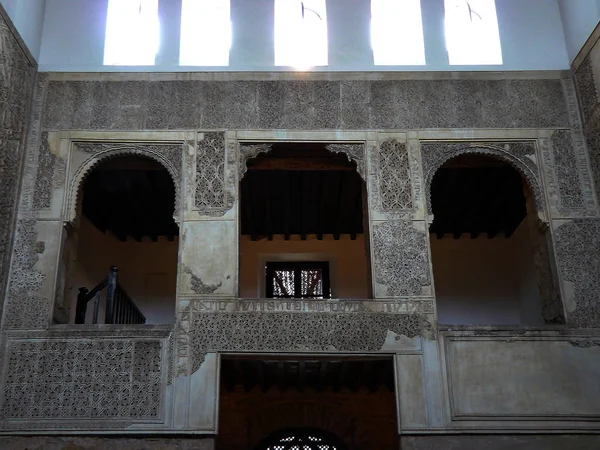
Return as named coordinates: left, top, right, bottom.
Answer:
left=444, top=0, right=502, bottom=65
left=180, top=0, right=231, bottom=66
left=274, top=0, right=328, bottom=68
left=104, top=0, right=160, bottom=66
left=371, top=0, right=426, bottom=65
left=266, top=261, right=331, bottom=299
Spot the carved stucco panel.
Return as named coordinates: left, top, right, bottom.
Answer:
left=371, top=220, right=432, bottom=298
left=574, top=57, right=598, bottom=125
left=0, top=338, right=166, bottom=426
left=194, top=132, right=234, bottom=216
left=32, top=132, right=66, bottom=212
left=0, top=12, right=36, bottom=322
left=554, top=219, right=600, bottom=328
left=66, top=142, right=184, bottom=223
left=543, top=130, right=598, bottom=218
left=420, top=141, right=547, bottom=221
left=370, top=139, right=414, bottom=218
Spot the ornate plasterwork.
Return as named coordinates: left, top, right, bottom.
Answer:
left=238, top=143, right=366, bottom=181
left=239, top=143, right=272, bottom=179
left=2, top=220, right=49, bottom=329
left=66, top=142, right=183, bottom=223
left=541, top=130, right=598, bottom=217
left=32, top=132, right=65, bottom=210
left=0, top=12, right=36, bottom=322
left=372, top=139, right=413, bottom=213
left=574, top=57, right=598, bottom=125
left=421, top=141, right=546, bottom=218
left=324, top=143, right=366, bottom=180
left=554, top=219, right=600, bottom=328
left=371, top=221, right=431, bottom=297
left=0, top=339, right=164, bottom=424
left=175, top=299, right=430, bottom=376
left=195, top=132, right=234, bottom=216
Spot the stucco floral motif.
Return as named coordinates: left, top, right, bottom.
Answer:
left=372, top=221, right=431, bottom=297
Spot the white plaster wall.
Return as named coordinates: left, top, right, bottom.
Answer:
left=239, top=235, right=370, bottom=299
left=0, top=0, right=47, bottom=60
left=69, top=216, right=178, bottom=324
left=431, top=221, right=543, bottom=326
left=558, top=0, right=600, bottom=63
left=38, top=0, right=569, bottom=72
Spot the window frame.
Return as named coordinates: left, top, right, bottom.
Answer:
left=265, top=261, right=331, bottom=299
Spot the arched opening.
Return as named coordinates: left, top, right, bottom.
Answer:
left=254, top=427, right=349, bottom=450
left=239, top=143, right=372, bottom=299
left=429, top=154, right=563, bottom=325
left=63, top=155, right=179, bottom=324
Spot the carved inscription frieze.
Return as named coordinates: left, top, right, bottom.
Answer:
left=371, top=221, right=431, bottom=297
left=420, top=141, right=546, bottom=217
left=554, top=219, right=600, bottom=328
left=0, top=339, right=164, bottom=425
left=195, top=132, right=234, bottom=216
left=68, top=142, right=183, bottom=222
left=175, top=299, right=431, bottom=376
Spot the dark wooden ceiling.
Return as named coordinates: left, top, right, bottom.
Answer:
left=82, top=156, right=178, bottom=242
left=429, top=156, right=527, bottom=239
left=241, top=144, right=364, bottom=240
left=221, top=356, right=395, bottom=393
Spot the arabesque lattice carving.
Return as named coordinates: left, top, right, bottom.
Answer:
left=67, top=142, right=183, bottom=223
left=3, top=220, right=49, bottom=329
left=189, top=312, right=423, bottom=374
left=195, top=132, right=234, bottom=215
left=554, top=219, right=600, bottom=328
left=377, top=139, right=413, bottom=212
left=1, top=339, right=163, bottom=421
left=372, top=221, right=431, bottom=297
left=421, top=141, right=546, bottom=217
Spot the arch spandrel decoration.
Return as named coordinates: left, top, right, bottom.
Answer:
left=238, top=142, right=366, bottom=181
left=66, top=142, right=184, bottom=224
left=421, top=141, right=547, bottom=222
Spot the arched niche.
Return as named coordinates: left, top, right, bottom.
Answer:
left=66, top=143, right=183, bottom=225
left=422, top=143, right=547, bottom=224
left=426, top=150, right=564, bottom=325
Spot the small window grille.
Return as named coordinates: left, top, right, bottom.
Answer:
left=255, top=427, right=347, bottom=450
left=266, top=262, right=331, bottom=299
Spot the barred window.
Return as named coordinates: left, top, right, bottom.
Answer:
left=266, top=262, right=331, bottom=299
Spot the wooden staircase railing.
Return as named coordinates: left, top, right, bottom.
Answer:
left=75, top=266, right=146, bottom=324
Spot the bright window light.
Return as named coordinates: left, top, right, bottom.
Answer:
left=180, top=0, right=231, bottom=66
left=104, top=0, right=160, bottom=66
left=444, top=0, right=502, bottom=65
left=371, top=0, right=425, bottom=65
left=274, top=0, right=328, bottom=68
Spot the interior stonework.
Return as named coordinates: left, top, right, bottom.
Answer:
left=1, top=1, right=600, bottom=447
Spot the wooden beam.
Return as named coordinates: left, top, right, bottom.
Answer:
left=247, top=157, right=356, bottom=172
